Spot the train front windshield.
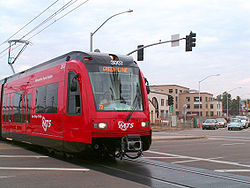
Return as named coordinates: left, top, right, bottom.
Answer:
left=87, top=65, right=143, bottom=111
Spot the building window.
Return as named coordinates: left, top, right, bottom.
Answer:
left=186, top=97, right=190, bottom=102
left=169, top=89, right=173, bottom=93
left=161, top=99, right=164, bottom=106
left=210, top=111, right=214, bottom=116
left=187, top=104, right=190, bottom=109
left=180, top=90, right=182, bottom=93
left=206, top=104, right=208, bottom=109
left=160, top=110, right=165, bottom=119
left=210, top=104, right=214, bottom=109
left=194, top=97, right=202, bottom=102
left=175, top=89, right=178, bottom=94
left=194, top=104, right=202, bottom=109
left=206, top=97, right=208, bottom=102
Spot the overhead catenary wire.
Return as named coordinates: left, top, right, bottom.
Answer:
left=0, top=0, right=89, bottom=59
left=0, top=0, right=60, bottom=47
left=27, top=0, right=90, bottom=41
left=19, top=0, right=78, bottom=41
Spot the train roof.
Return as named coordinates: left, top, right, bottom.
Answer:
left=0, top=51, right=137, bottom=83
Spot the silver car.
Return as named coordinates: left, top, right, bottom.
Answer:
left=216, top=118, right=227, bottom=128
left=228, top=118, right=244, bottom=130
left=202, top=119, right=219, bottom=130
left=236, top=116, right=248, bottom=129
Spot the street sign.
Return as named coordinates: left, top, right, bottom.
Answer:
left=169, top=106, right=173, bottom=113
left=171, top=34, right=180, bottom=47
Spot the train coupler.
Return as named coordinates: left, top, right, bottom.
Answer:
left=116, top=135, right=143, bottom=160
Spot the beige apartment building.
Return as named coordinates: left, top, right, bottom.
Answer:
left=148, top=88, right=169, bottom=124
left=150, top=85, right=189, bottom=116
left=149, top=85, right=223, bottom=122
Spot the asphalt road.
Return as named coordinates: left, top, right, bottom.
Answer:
left=148, top=127, right=250, bottom=177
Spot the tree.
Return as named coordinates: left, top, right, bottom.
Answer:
left=216, top=92, right=230, bottom=114
left=217, top=92, right=242, bottom=116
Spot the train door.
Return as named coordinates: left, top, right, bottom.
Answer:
left=21, top=92, right=31, bottom=142
left=1, top=94, right=9, bottom=138
left=6, top=94, right=12, bottom=138
left=63, top=66, right=84, bottom=141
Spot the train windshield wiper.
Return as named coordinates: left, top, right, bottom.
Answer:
left=125, top=86, right=140, bottom=122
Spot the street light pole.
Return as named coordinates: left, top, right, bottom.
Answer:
left=90, top=9, right=133, bottom=52
left=198, top=74, right=220, bottom=124
left=226, top=87, right=242, bottom=120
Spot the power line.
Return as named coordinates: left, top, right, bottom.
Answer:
left=20, top=0, right=78, bottom=41
left=0, top=0, right=60, bottom=47
left=0, top=0, right=79, bottom=57
left=27, top=0, right=90, bottom=41
left=0, top=0, right=90, bottom=60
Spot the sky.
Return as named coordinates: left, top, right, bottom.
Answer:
left=0, top=0, right=250, bottom=99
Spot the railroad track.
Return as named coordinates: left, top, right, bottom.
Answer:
left=4, top=141, right=250, bottom=187
left=73, top=156, right=250, bottom=188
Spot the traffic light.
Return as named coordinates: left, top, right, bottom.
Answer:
left=137, top=45, right=144, bottom=61
left=185, top=31, right=196, bottom=52
left=168, top=95, right=174, bottom=106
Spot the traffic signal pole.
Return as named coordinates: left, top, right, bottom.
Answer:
left=126, top=37, right=186, bottom=56
left=127, top=31, right=196, bottom=58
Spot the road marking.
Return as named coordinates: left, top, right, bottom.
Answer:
left=208, top=137, right=250, bottom=142
left=0, top=176, right=16, bottom=179
left=0, top=155, right=49, bottom=158
left=142, top=156, right=184, bottom=159
left=172, top=157, right=223, bottom=164
left=222, top=143, right=245, bottom=146
left=215, top=169, right=250, bottom=173
left=0, top=167, right=90, bottom=172
left=146, top=150, right=250, bottom=168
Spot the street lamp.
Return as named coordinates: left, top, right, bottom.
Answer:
left=226, top=87, right=242, bottom=120
left=198, top=74, right=220, bottom=124
left=90, top=9, right=133, bottom=52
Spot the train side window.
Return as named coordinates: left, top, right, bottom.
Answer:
left=13, top=91, right=23, bottom=123
left=36, top=83, right=58, bottom=114
left=22, top=95, right=26, bottom=123
left=36, top=85, right=46, bottom=113
left=2, top=94, right=6, bottom=122
left=67, top=71, right=81, bottom=115
left=6, top=96, right=10, bottom=122
left=9, top=95, right=13, bottom=122
left=27, top=94, right=31, bottom=123
left=46, top=83, right=58, bottom=113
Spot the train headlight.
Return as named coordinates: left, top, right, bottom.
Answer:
left=93, top=123, right=107, bottom=129
left=141, top=122, right=149, bottom=128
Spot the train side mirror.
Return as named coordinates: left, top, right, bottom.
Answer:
left=145, top=78, right=150, bottom=94
left=71, top=73, right=79, bottom=92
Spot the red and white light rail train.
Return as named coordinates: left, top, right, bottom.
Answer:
left=0, top=51, right=151, bottom=159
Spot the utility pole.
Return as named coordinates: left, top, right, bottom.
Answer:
left=8, top=40, right=29, bottom=74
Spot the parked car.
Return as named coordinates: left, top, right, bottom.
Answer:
left=216, top=118, right=227, bottom=128
left=235, top=116, right=248, bottom=129
left=202, top=119, right=219, bottom=130
left=228, top=118, right=244, bottom=130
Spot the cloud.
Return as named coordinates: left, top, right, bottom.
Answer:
left=237, top=78, right=250, bottom=85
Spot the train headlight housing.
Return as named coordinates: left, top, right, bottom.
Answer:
left=141, top=122, right=149, bottom=128
left=93, top=123, right=107, bottom=129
